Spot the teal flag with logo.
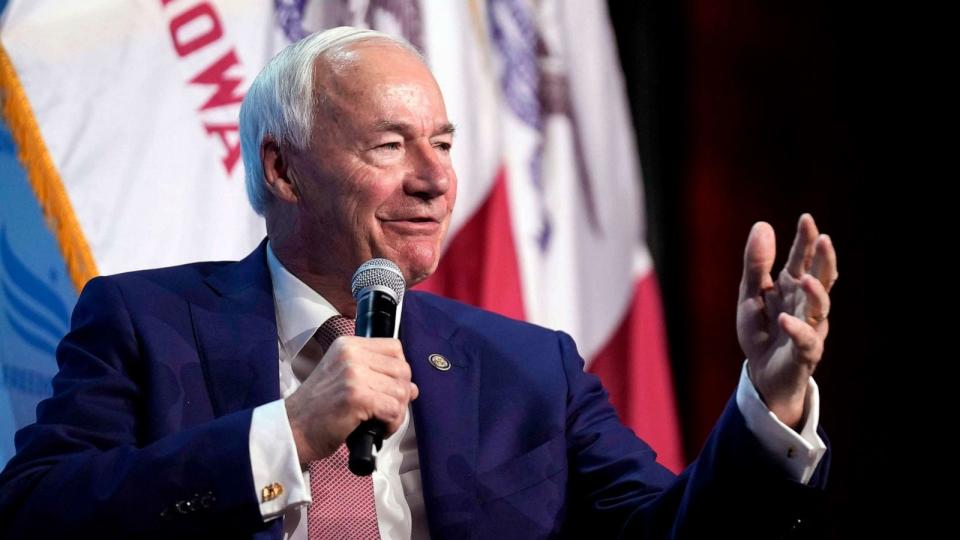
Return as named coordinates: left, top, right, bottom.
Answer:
left=0, top=118, right=78, bottom=466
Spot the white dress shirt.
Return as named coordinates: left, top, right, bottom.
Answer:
left=248, top=243, right=826, bottom=539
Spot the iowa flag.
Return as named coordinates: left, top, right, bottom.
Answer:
left=0, top=0, right=682, bottom=471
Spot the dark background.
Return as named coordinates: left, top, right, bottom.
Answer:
left=607, top=0, right=892, bottom=535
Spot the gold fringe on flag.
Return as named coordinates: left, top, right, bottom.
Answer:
left=0, top=43, right=98, bottom=292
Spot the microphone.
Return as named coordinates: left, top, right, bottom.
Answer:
left=347, top=258, right=406, bottom=476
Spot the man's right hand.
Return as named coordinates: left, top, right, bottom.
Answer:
left=284, top=336, right=419, bottom=465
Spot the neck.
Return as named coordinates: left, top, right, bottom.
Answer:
left=269, top=236, right=359, bottom=318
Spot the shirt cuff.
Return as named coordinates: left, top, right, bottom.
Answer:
left=735, top=360, right=827, bottom=484
left=249, top=399, right=311, bottom=520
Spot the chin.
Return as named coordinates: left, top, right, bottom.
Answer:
left=405, top=266, right=437, bottom=287
left=400, top=259, right=438, bottom=287
left=397, top=247, right=441, bottom=287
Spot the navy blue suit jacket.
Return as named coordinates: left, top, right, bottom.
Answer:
left=0, top=241, right=829, bottom=539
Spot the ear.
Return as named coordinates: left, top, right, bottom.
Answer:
left=261, top=135, right=299, bottom=204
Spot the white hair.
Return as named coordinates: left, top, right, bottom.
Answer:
left=239, top=26, right=423, bottom=215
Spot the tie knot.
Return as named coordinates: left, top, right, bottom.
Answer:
left=313, top=315, right=355, bottom=356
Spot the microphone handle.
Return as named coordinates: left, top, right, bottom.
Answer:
left=346, top=420, right=385, bottom=476
left=348, top=288, right=397, bottom=476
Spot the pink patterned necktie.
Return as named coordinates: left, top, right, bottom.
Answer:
left=307, top=315, right=381, bottom=539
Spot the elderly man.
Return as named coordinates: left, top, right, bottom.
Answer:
left=0, top=27, right=836, bottom=539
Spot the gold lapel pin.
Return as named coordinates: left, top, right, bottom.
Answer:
left=428, top=353, right=451, bottom=371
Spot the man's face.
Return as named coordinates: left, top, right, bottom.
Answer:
left=285, top=42, right=457, bottom=285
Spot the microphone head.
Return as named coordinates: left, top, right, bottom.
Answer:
left=351, top=258, right=406, bottom=303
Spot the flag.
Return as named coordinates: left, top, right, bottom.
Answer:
left=0, top=118, right=76, bottom=464
left=0, top=0, right=682, bottom=471
left=414, top=0, right=682, bottom=471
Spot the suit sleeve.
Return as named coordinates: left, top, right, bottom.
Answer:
left=0, top=277, right=276, bottom=539
left=557, top=331, right=830, bottom=539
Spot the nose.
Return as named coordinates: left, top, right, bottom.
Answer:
left=404, top=141, right=451, bottom=200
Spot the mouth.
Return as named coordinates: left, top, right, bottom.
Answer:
left=382, top=217, right=442, bottom=234
left=383, top=214, right=441, bottom=224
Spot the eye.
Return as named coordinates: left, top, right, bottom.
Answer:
left=433, top=141, right=452, bottom=152
left=378, top=142, right=402, bottom=151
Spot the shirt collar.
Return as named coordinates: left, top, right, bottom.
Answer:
left=266, top=241, right=340, bottom=361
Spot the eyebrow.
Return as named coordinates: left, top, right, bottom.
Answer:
left=373, top=120, right=456, bottom=137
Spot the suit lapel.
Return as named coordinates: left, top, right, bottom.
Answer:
left=401, top=293, right=481, bottom=538
left=191, top=239, right=280, bottom=416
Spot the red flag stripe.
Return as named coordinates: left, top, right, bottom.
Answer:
left=587, top=273, right=684, bottom=473
left=414, top=165, right=525, bottom=321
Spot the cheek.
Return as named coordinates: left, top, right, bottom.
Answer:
left=340, top=170, right=386, bottom=219
left=351, top=183, right=400, bottom=244
left=447, top=170, right=458, bottom=207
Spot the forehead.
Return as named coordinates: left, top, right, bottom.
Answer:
left=313, top=42, right=446, bottom=121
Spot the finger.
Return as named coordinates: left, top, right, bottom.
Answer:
left=362, top=369, right=417, bottom=403
left=809, top=234, right=839, bottom=293
left=778, top=313, right=823, bottom=364
left=329, top=340, right=409, bottom=379
left=371, top=394, right=407, bottom=435
left=332, top=336, right=405, bottom=357
left=800, top=274, right=831, bottom=327
left=363, top=353, right=412, bottom=381
left=785, top=213, right=819, bottom=278
left=740, top=222, right=776, bottom=300
left=341, top=380, right=406, bottom=434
